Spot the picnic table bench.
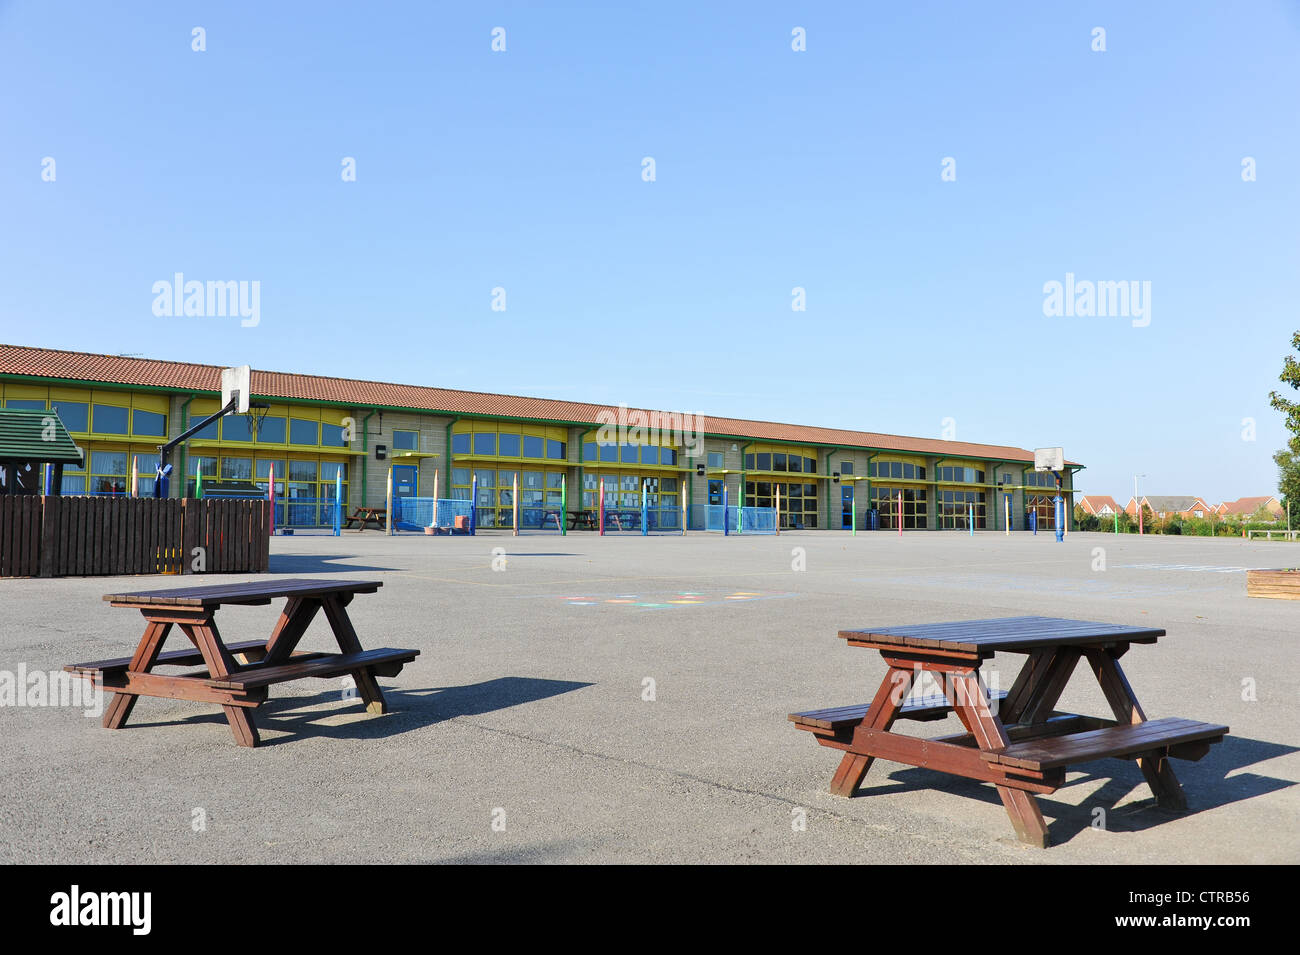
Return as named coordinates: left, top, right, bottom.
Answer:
left=65, top=578, right=418, bottom=747
left=568, top=510, right=598, bottom=530
left=790, top=616, right=1228, bottom=847
left=343, top=506, right=387, bottom=531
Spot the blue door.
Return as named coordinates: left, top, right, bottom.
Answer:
left=841, top=486, right=853, bottom=528
left=392, top=465, right=418, bottom=499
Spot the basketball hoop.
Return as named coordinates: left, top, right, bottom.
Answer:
left=247, top=402, right=271, bottom=439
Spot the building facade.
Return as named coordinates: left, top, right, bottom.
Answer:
left=0, top=345, right=1078, bottom=531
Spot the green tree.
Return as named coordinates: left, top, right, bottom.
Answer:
left=1269, top=331, right=1300, bottom=509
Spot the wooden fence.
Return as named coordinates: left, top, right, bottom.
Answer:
left=0, top=496, right=270, bottom=578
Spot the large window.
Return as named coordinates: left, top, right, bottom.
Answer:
left=290, top=419, right=318, bottom=445
left=1026, top=495, right=1057, bottom=530
left=869, top=460, right=926, bottom=480
left=744, top=450, right=817, bottom=474
left=222, top=415, right=254, bottom=442
left=132, top=409, right=167, bottom=437
left=320, top=423, right=347, bottom=447
left=60, top=453, right=87, bottom=495
left=51, top=401, right=89, bottom=433
left=256, top=416, right=287, bottom=444
left=745, top=480, right=818, bottom=528
left=938, top=489, right=986, bottom=529
left=92, top=404, right=129, bottom=435
left=935, top=465, right=985, bottom=484
left=455, top=467, right=567, bottom=528
left=1024, top=471, right=1058, bottom=488
left=582, top=441, right=675, bottom=466
left=394, top=430, right=419, bottom=451
left=89, top=450, right=128, bottom=494
left=456, top=425, right=567, bottom=462
left=870, top=486, right=927, bottom=529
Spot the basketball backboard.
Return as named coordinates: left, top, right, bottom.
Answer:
left=221, top=365, right=251, bottom=414
left=1033, top=447, right=1064, bottom=472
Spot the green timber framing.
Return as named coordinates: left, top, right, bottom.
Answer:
left=0, top=344, right=1081, bottom=530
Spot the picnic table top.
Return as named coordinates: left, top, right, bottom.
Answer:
left=103, top=578, right=383, bottom=608
left=839, top=615, right=1165, bottom=654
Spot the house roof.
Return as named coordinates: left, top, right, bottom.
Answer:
left=0, top=407, right=83, bottom=464
left=1217, top=496, right=1278, bottom=515
left=1078, top=495, right=1120, bottom=512
left=0, top=343, right=1079, bottom=466
left=1142, top=496, right=1207, bottom=512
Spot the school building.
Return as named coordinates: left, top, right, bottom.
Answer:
left=0, top=344, right=1079, bottom=531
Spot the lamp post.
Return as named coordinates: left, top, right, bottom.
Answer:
left=1134, top=474, right=1146, bottom=536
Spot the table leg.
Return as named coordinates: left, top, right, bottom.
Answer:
left=102, top=620, right=172, bottom=730
left=831, top=666, right=914, bottom=796
left=182, top=615, right=261, bottom=748
left=1002, top=648, right=1081, bottom=725
left=1085, top=648, right=1187, bottom=810
left=321, top=593, right=387, bottom=715
left=948, top=670, right=1050, bottom=847
left=262, top=596, right=322, bottom=665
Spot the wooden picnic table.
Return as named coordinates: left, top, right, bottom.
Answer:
left=65, top=578, right=418, bottom=747
left=790, top=616, right=1228, bottom=847
left=343, top=506, right=386, bottom=531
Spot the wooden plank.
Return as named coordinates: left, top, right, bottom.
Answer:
left=982, top=718, right=1229, bottom=770
left=101, top=620, right=172, bottom=729
left=103, top=578, right=384, bottom=607
left=212, top=647, right=419, bottom=689
left=88, top=670, right=267, bottom=707
left=67, top=638, right=280, bottom=673
left=261, top=597, right=321, bottom=666
left=839, top=617, right=1165, bottom=655
left=828, top=666, right=914, bottom=797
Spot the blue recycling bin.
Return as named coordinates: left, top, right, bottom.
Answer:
left=869, top=508, right=879, bottom=531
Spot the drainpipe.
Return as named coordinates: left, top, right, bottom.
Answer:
left=445, top=418, right=457, bottom=502
left=178, top=396, right=194, bottom=499
left=361, top=411, right=376, bottom=506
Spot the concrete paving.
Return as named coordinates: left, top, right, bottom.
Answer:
left=1, top=529, right=1295, bottom=864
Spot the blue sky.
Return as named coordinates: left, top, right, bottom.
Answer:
left=2, top=1, right=1297, bottom=503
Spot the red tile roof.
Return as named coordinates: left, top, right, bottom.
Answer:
left=1216, top=496, right=1280, bottom=515
left=1077, top=495, right=1120, bottom=514
left=0, top=343, right=1072, bottom=465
